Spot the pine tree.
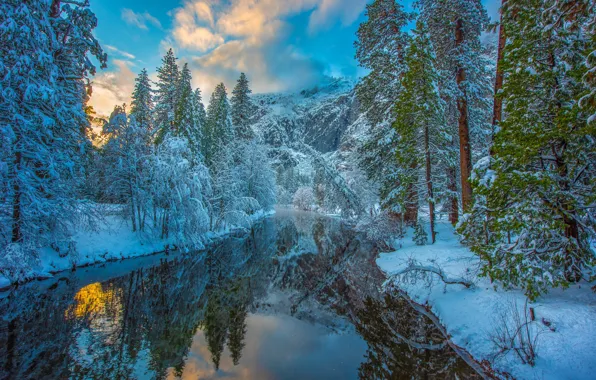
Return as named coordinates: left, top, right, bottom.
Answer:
left=203, top=83, right=234, bottom=170
left=413, top=219, right=428, bottom=246
left=417, top=0, right=492, bottom=222
left=354, top=0, right=413, bottom=220
left=154, top=49, right=179, bottom=144
left=392, top=21, right=447, bottom=243
left=231, top=73, right=255, bottom=140
left=460, top=0, right=596, bottom=299
left=0, top=0, right=106, bottom=259
left=102, top=106, right=152, bottom=232
left=130, top=68, right=154, bottom=139
left=171, top=63, right=202, bottom=157
left=193, top=88, right=207, bottom=136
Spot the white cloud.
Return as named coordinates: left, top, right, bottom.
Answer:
left=169, top=1, right=224, bottom=52
left=121, top=8, right=162, bottom=30
left=104, top=45, right=136, bottom=60
left=89, top=60, right=136, bottom=117
left=308, top=0, right=367, bottom=34
left=165, top=0, right=363, bottom=97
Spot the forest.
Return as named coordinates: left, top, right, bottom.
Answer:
left=0, top=0, right=595, bottom=379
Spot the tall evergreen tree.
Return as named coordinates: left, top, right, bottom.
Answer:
left=170, top=63, right=202, bottom=157
left=417, top=0, right=492, bottom=222
left=193, top=88, right=207, bottom=136
left=460, top=0, right=596, bottom=299
left=231, top=73, right=255, bottom=140
left=130, top=68, right=154, bottom=138
left=392, top=21, right=447, bottom=244
left=0, top=0, right=106, bottom=256
left=354, top=0, right=413, bottom=220
left=154, top=49, right=179, bottom=144
left=203, top=83, right=234, bottom=170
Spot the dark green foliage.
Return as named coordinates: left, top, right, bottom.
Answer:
left=460, top=0, right=596, bottom=299
left=231, top=73, right=255, bottom=140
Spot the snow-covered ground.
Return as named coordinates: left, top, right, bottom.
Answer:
left=0, top=209, right=274, bottom=290
left=377, top=220, right=596, bottom=380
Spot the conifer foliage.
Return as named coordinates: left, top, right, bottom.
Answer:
left=461, top=0, right=596, bottom=299
left=0, top=0, right=106, bottom=254
left=355, top=0, right=413, bottom=219
left=231, top=73, right=255, bottom=140
left=392, top=21, right=447, bottom=243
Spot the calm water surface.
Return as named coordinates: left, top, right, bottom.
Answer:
left=0, top=209, right=478, bottom=379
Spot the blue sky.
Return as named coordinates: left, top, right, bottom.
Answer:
left=89, top=0, right=500, bottom=116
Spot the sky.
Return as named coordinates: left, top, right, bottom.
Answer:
left=89, top=0, right=501, bottom=117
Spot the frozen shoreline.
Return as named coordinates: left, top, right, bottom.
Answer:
left=376, top=221, right=596, bottom=380
left=0, top=209, right=275, bottom=291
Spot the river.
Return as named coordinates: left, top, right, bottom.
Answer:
left=0, top=208, right=479, bottom=379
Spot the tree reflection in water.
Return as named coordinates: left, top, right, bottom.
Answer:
left=0, top=210, right=479, bottom=379
left=356, top=293, right=480, bottom=379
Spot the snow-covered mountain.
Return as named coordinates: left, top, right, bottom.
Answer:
left=249, top=77, right=374, bottom=210
left=251, top=77, right=364, bottom=154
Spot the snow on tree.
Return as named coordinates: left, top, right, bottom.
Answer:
left=417, top=0, right=493, bottom=221
left=101, top=106, right=152, bottom=232
left=150, top=136, right=212, bottom=248
left=154, top=48, right=179, bottom=145
left=460, top=0, right=596, bottom=299
left=0, top=0, right=106, bottom=278
left=130, top=68, right=154, bottom=138
left=413, top=219, right=428, bottom=246
left=392, top=21, right=448, bottom=242
left=294, top=142, right=365, bottom=217
left=203, top=83, right=234, bottom=170
left=231, top=73, right=255, bottom=140
left=293, top=187, right=315, bottom=211
left=209, top=147, right=258, bottom=230
left=235, top=140, right=276, bottom=212
left=354, top=0, right=414, bottom=219
left=193, top=88, right=207, bottom=139
left=172, top=63, right=202, bottom=158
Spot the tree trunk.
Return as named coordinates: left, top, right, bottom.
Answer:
left=404, top=162, right=418, bottom=226
left=129, top=183, right=137, bottom=232
left=425, top=126, right=436, bottom=243
left=448, top=165, right=459, bottom=226
left=455, top=18, right=473, bottom=213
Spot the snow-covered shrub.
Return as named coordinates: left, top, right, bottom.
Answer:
left=235, top=140, right=276, bottom=212
left=413, top=220, right=428, bottom=246
left=293, top=187, right=315, bottom=211
left=276, top=185, right=292, bottom=206
left=0, top=243, right=40, bottom=284
left=150, top=137, right=212, bottom=248
left=355, top=212, right=403, bottom=251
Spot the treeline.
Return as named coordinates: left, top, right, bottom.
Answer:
left=0, top=0, right=275, bottom=279
left=89, top=50, right=275, bottom=246
left=355, top=0, right=595, bottom=298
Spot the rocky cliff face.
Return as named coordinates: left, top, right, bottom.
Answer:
left=251, top=77, right=375, bottom=211
left=251, top=77, right=362, bottom=154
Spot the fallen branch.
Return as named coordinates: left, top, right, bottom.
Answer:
left=390, top=262, right=474, bottom=288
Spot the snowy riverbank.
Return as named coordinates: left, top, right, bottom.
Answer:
left=0, top=209, right=275, bottom=291
left=377, top=221, right=596, bottom=380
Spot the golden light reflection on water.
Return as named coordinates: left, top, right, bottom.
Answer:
left=67, top=282, right=115, bottom=319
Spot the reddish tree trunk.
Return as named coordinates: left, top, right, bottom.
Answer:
left=425, top=125, right=436, bottom=243
left=455, top=18, right=473, bottom=213
left=448, top=165, right=459, bottom=226
left=404, top=163, right=418, bottom=226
